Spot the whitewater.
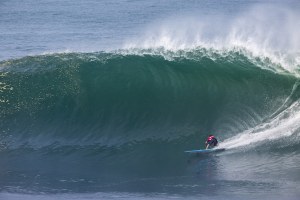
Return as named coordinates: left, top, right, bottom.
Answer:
left=0, top=0, right=300, bottom=200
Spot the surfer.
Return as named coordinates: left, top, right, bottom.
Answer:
left=205, top=135, right=218, bottom=149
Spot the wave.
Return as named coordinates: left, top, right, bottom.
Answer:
left=0, top=49, right=299, bottom=153
left=0, top=48, right=300, bottom=197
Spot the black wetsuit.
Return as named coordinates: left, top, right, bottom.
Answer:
left=206, top=136, right=218, bottom=147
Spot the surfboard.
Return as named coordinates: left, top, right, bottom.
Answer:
left=184, top=148, right=225, bottom=154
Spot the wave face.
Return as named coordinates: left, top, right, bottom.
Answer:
left=0, top=50, right=300, bottom=194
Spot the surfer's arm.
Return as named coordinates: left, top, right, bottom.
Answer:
left=205, top=143, right=210, bottom=149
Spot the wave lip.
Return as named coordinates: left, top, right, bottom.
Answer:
left=124, top=5, right=300, bottom=75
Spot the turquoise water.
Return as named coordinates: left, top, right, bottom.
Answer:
left=1, top=0, right=300, bottom=199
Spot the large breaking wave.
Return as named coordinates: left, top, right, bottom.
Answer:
left=1, top=49, right=300, bottom=196
left=0, top=49, right=299, bottom=152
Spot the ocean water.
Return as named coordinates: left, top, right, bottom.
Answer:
left=1, top=0, right=300, bottom=199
